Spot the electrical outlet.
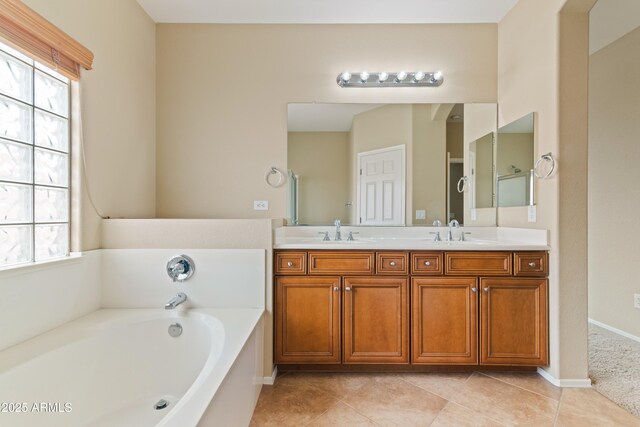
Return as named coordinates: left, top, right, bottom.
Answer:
left=415, top=210, right=426, bottom=220
left=253, top=200, right=268, bottom=211
left=528, top=205, right=537, bottom=222
left=471, top=209, right=477, bottom=221
left=634, top=294, right=640, bottom=309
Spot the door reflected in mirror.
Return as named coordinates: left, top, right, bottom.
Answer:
left=496, top=113, right=535, bottom=207
left=286, top=103, right=497, bottom=226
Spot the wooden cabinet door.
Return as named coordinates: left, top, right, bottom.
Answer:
left=412, top=277, right=478, bottom=364
left=275, top=276, right=341, bottom=364
left=480, top=278, right=548, bottom=366
left=343, top=277, right=409, bottom=364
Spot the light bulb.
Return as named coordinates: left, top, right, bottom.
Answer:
left=378, top=72, right=389, bottom=82
left=359, top=71, right=370, bottom=82
left=340, top=71, right=352, bottom=83
left=414, top=71, right=425, bottom=82
left=432, top=71, right=443, bottom=81
left=396, top=71, right=407, bottom=82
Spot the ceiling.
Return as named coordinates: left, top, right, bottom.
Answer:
left=589, top=0, right=640, bottom=55
left=136, top=0, right=519, bottom=24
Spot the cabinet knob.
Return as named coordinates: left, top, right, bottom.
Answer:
left=287, top=261, right=294, bottom=267
left=345, top=287, right=351, bottom=292
left=334, top=286, right=340, bottom=291
left=471, top=287, right=477, bottom=293
left=483, top=287, right=489, bottom=292
left=528, top=262, right=536, bottom=267
left=389, top=261, right=396, bottom=266
left=424, top=261, right=431, bottom=266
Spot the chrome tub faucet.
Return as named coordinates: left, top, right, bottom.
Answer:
left=165, top=293, right=187, bottom=310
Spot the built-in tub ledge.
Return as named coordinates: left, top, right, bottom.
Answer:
left=273, top=226, right=549, bottom=251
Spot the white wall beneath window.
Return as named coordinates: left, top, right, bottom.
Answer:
left=23, top=0, right=157, bottom=251
left=0, top=251, right=101, bottom=352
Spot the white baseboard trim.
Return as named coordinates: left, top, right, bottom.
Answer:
left=537, top=368, right=592, bottom=388
left=262, top=366, right=277, bottom=385
left=588, top=318, right=640, bottom=343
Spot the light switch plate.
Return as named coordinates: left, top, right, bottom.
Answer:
left=634, top=294, right=640, bottom=309
left=528, top=205, right=537, bottom=222
left=415, top=210, right=426, bottom=220
left=253, top=200, right=268, bottom=211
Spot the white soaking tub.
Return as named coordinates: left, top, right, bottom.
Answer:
left=0, top=308, right=264, bottom=427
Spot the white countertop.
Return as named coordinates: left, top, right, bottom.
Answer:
left=273, top=226, right=550, bottom=251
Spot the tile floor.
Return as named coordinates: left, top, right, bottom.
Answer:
left=249, top=371, right=640, bottom=426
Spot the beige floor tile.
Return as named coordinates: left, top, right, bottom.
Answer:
left=341, top=374, right=447, bottom=426
left=397, top=372, right=471, bottom=400
left=481, top=371, right=562, bottom=401
left=430, top=402, right=506, bottom=427
left=249, top=380, right=339, bottom=427
left=556, top=388, right=640, bottom=427
left=450, top=372, right=558, bottom=426
left=307, top=402, right=378, bottom=427
left=278, top=372, right=377, bottom=399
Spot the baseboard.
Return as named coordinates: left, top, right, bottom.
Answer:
left=588, top=318, right=640, bottom=343
left=262, top=366, right=277, bottom=385
left=537, top=367, right=592, bottom=388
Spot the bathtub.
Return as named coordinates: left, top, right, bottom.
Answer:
left=0, top=307, right=264, bottom=427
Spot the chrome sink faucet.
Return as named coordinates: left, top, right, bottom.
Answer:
left=447, top=219, right=460, bottom=242
left=334, top=219, right=342, bottom=241
left=165, top=292, right=187, bottom=310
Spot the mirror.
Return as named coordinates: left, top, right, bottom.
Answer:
left=286, top=103, right=497, bottom=226
left=496, top=113, right=535, bottom=207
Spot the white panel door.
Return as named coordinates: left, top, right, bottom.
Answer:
left=358, top=146, right=405, bottom=225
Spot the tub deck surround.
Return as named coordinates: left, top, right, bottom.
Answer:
left=0, top=308, right=264, bottom=427
left=274, top=226, right=549, bottom=251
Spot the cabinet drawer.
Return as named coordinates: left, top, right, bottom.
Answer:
left=308, top=251, right=374, bottom=275
left=514, top=252, right=548, bottom=276
left=274, top=252, right=307, bottom=275
left=376, top=252, right=409, bottom=275
left=445, top=252, right=512, bottom=276
left=411, top=252, right=444, bottom=275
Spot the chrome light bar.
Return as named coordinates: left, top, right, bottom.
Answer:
left=336, top=71, right=443, bottom=87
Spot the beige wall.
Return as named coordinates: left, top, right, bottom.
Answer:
left=446, top=122, right=464, bottom=159
left=498, top=0, right=594, bottom=381
left=25, top=0, right=157, bottom=250
left=155, top=24, right=498, bottom=220
left=412, top=105, right=447, bottom=225
left=589, top=26, right=640, bottom=338
left=287, top=132, right=350, bottom=224
left=496, top=133, right=534, bottom=176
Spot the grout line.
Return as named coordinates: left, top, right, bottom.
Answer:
left=337, top=398, right=382, bottom=426
left=477, top=371, right=563, bottom=402
left=553, top=388, right=566, bottom=426
left=302, top=402, right=336, bottom=427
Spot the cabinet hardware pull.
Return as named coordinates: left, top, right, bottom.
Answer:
left=528, top=262, right=536, bottom=267
left=334, top=286, right=340, bottom=291
left=345, top=287, right=351, bottom=291
left=389, top=261, right=396, bottom=266
left=483, top=287, right=489, bottom=292
left=471, top=287, right=477, bottom=293
left=287, top=261, right=294, bottom=267
left=424, top=261, right=431, bottom=266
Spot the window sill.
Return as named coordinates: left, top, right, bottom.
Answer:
left=0, top=252, right=85, bottom=278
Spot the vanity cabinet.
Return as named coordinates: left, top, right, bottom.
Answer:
left=274, top=250, right=548, bottom=369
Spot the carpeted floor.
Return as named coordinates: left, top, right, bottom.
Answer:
left=589, top=322, right=640, bottom=417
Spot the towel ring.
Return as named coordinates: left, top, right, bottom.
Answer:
left=534, top=153, right=555, bottom=179
left=456, top=176, right=468, bottom=193
left=265, top=167, right=286, bottom=188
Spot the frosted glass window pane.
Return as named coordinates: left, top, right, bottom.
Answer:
left=0, top=183, right=32, bottom=224
left=0, top=95, right=32, bottom=143
left=35, top=110, right=68, bottom=152
left=35, top=71, right=68, bottom=118
left=0, top=51, right=32, bottom=103
left=35, top=149, right=68, bottom=187
left=35, top=61, right=69, bottom=84
left=0, top=139, right=32, bottom=183
left=35, top=224, right=68, bottom=261
left=35, top=187, right=68, bottom=222
left=0, top=225, right=32, bottom=266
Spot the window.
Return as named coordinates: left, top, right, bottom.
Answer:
left=0, top=41, right=70, bottom=267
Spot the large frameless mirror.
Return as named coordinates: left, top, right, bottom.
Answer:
left=496, top=113, right=535, bottom=207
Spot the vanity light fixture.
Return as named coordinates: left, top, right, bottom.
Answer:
left=336, top=70, right=444, bottom=87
